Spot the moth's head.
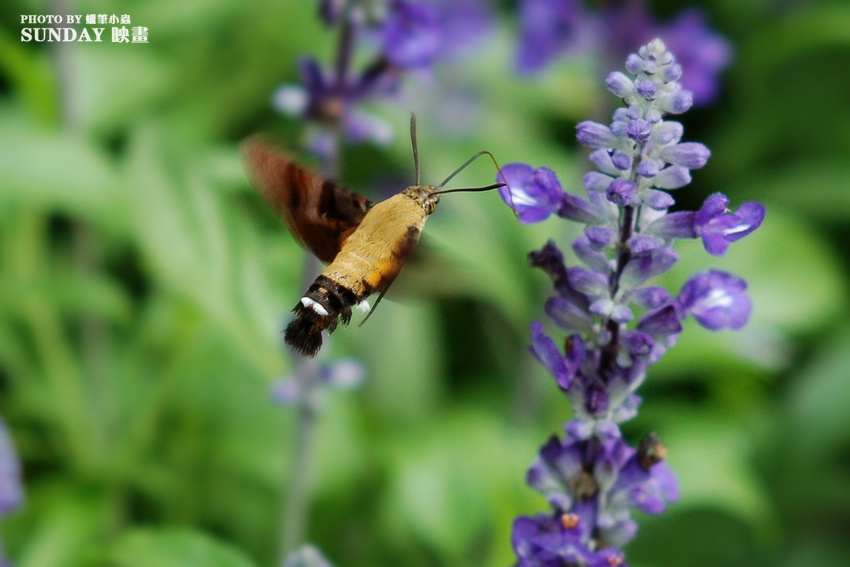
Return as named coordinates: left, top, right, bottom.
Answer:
left=405, top=185, right=441, bottom=215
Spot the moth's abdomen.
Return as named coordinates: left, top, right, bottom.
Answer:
left=284, top=275, right=365, bottom=357
left=284, top=196, right=428, bottom=357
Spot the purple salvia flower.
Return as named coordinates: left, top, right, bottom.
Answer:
left=576, top=121, right=619, bottom=148
left=636, top=159, right=659, bottom=178
left=278, top=0, right=496, bottom=156
left=572, top=236, right=612, bottom=274
left=626, top=286, right=672, bottom=309
left=431, top=0, right=494, bottom=57
left=606, top=178, right=637, bottom=206
left=526, top=435, right=584, bottom=510
left=627, top=234, right=664, bottom=256
left=618, top=247, right=680, bottom=290
left=642, top=210, right=696, bottom=239
left=0, top=415, right=23, bottom=567
left=657, top=9, right=733, bottom=105
left=643, top=189, right=675, bottom=211
left=530, top=322, right=573, bottom=390
left=515, top=0, right=583, bottom=75
left=660, top=141, right=711, bottom=169
left=272, top=358, right=365, bottom=409
left=583, top=171, right=613, bottom=192
left=694, top=193, right=766, bottom=256
left=516, top=1, right=732, bottom=106
left=504, top=39, right=763, bottom=565
left=585, top=226, right=614, bottom=249
left=558, top=190, right=617, bottom=225
left=382, top=0, right=442, bottom=70
left=545, top=296, right=594, bottom=335
left=626, top=119, right=652, bottom=142
left=652, top=165, right=692, bottom=190
left=646, top=192, right=765, bottom=254
left=567, top=266, right=609, bottom=298
left=528, top=241, right=570, bottom=294
left=634, top=77, right=658, bottom=100
left=273, top=56, right=397, bottom=156
left=589, top=149, right=624, bottom=175
left=652, top=120, right=684, bottom=145
left=498, top=164, right=564, bottom=223
left=636, top=304, right=683, bottom=362
left=0, top=417, right=23, bottom=517
left=606, top=71, right=633, bottom=98
left=678, top=270, right=752, bottom=330
left=512, top=512, right=600, bottom=567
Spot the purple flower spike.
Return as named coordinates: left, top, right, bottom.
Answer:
left=498, top=163, right=565, bottom=224
left=679, top=270, right=752, bottom=330
left=507, top=40, right=762, bottom=567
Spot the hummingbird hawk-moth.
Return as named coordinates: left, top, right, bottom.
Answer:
left=240, top=118, right=504, bottom=357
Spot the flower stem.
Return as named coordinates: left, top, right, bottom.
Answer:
left=280, top=355, right=321, bottom=556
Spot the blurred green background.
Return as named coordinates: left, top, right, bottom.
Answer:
left=1, top=0, right=849, bottom=566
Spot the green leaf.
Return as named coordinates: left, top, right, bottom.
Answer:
left=662, top=414, right=778, bottom=542
left=743, top=5, right=850, bottom=84
left=122, top=123, right=282, bottom=377
left=0, top=29, right=58, bottom=124
left=71, top=47, right=173, bottom=137
left=0, top=112, right=126, bottom=235
left=106, top=528, right=258, bottom=567
left=747, top=161, right=850, bottom=222
left=13, top=483, right=112, bottom=567
left=787, top=325, right=850, bottom=458
left=378, top=407, right=533, bottom=563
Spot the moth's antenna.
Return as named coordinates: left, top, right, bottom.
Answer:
left=410, top=114, right=420, bottom=186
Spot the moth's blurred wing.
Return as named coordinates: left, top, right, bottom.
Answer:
left=240, top=135, right=373, bottom=263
